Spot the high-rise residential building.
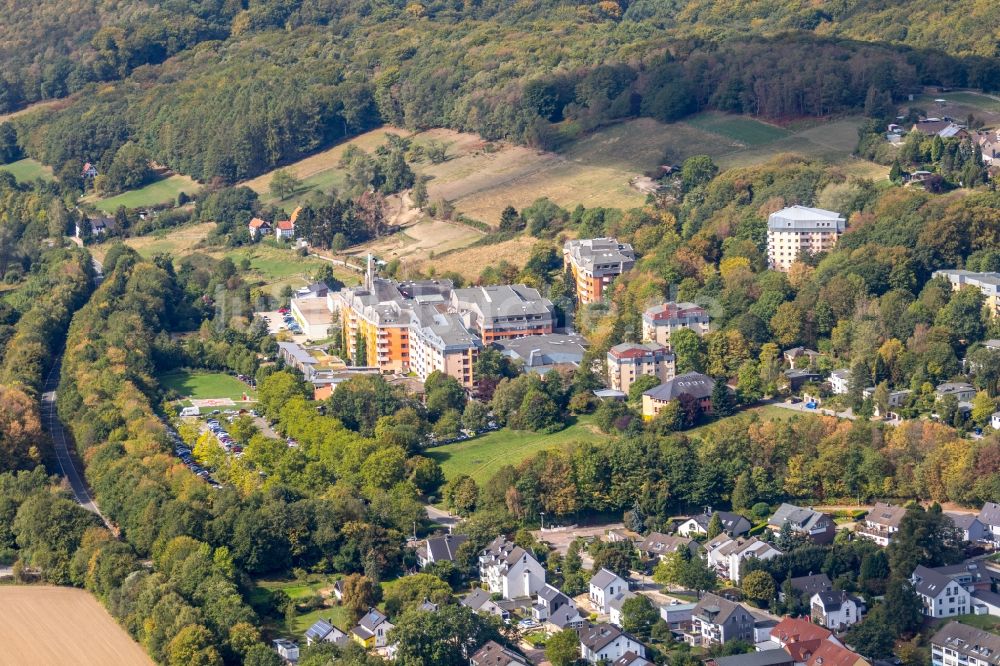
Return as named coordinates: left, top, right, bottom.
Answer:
left=607, top=342, right=675, bottom=393
left=563, top=238, right=636, bottom=305
left=642, top=302, right=710, bottom=347
left=934, top=269, right=1000, bottom=316
left=450, top=285, right=555, bottom=343
left=766, top=206, right=845, bottom=272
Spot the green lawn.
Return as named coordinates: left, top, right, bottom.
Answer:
left=684, top=112, right=791, bottom=147
left=0, top=158, right=54, bottom=183
left=427, top=415, right=603, bottom=484
left=158, top=370, right=257, bottom=402
left=92, top=174, right=201, bottom=213
left=685, top=404, right=820, bottom=437
left=949, top=614, right=1000, bottom=633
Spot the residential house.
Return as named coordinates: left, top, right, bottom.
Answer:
left=248, top=217, right=271, bottom=239
left=479, top=536, right=546, bottom=599
left=470, top=640, right=529, bottom=666
left=829, top=369, right=850, bottom=395
left=350, top=608, right=394, bottom=649
left=933, top=270, right=1000, bottom=317
left=418, top=599, right=439, bottom=612
left=993, top=412, right=1000, bottom=431
left=75, top=216, right=115, bottom=239
left=677, top=509, right=751, bottom=538
left=495, top=333, right=588, bottom=374
left=641, top=302, right=710, bottom=348
left=783, top=347, right=821, bottom=368
left=608, top=590, right=637, bottom=628
left=771, top=617, right=841, bottom=665
left=636, top=532, right=696, bottom=561
left=415, top=533, right=468, bottom=568
left=910, top=120, right=968, bottom=139
left=931, top=621, right=1000, bottom=666
left=714, top=537, right=781, bottom=584
left=767, top=206, right=845, bottom=272
left=977, top=130, right=1000, bottom=165
left=578, top=623, right=647, bottom=664
left=81, top=162, right=98, bottom=178
left=769, top=503, right=836, bottom=544
left=785, top=369, right=824, bottom=393
left=589, top=568, right=630, bottom=614
left=936, top=381, right=977, bottom=402
left=911, top=565, right=971, bottom=618
left=659, top=602, right=696, bottom=630
left=607, top=342, right=676, bottom=394
left=781, top=573, right=833, bottom=602
left=275, top=206, right=301, bottom=241
left=871, top=388, right=912, bottom=419
left=304, top=619, right=348, bottom=647
left=929, top=562, right=991, bottom=595
left=810, top=590, right=864, bottom=631
left=563, top=238, right=636, bottom=305
left=978, top=502, right=1000, bottom=543
left=856, top=502, right=907, bottom=546
left=450, top=284, right=555, bottom=343
left=461, top=589, right=509, bottom=621
left=686, top=593, right=757, bottom=646
left=641, top=372, right=718, bottom=421
left=946, top=512, right=987, bottom=542
left=273, top=638, right=299, bottom=663
left=607, top=527, right=642, bottom=543
left=533, top=583, right=572, bottom=622
left=805, top=641, right=870, bottom=666
left=546, top=603, right=587, bottom=633
left=708, top=650, right=795, bottom=666
left=613, top=653, right=654, bottom=666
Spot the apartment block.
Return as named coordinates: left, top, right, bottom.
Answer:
left=450, top=285, right=555, bottom=343
left=766, top=206, right=845, bottom=272
left=934, top=270, right=1000, bottom=316
left=642, top=302, right=710, bottom=347
left=932, top=621, right=1000, bottom=666
left=564, top=238, right=636, bottom=305
left=607, top=342, right=675, bottom=393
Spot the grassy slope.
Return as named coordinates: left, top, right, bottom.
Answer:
left=426, top=415, right=603, bottom=484
left=0, top=158, right=54, bottom=183
left=157, top=370, right=257, bottom=401
left=90, top=174, right=202, bottom=212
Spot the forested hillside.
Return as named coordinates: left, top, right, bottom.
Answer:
left=5, top=0, right=1000, bottom=189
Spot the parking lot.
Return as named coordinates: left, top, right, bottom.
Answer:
left=258, top=310, right=310, bottom=344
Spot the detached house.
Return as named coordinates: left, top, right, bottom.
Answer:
left=248, top=217, right=271, bottom=239
left=686, top=593, right=757, bottom=647
left=771, top=617, right=841, bottom=665
left=641, top=372, right=718, bottom=421
left=479, top=536, right=546, bottom=599
left=546, top=603, right=587, bottom=633
left=946, top=512, right=987, bottom=542
left=978, top=502, right=1000, bottom=543
left=810, top=590, right=864, bottom=631
left=275, top=206, right=301, bottom=241
left=350, top=608, right=394, bottom=649
left=589, top=568, right=630, bottom=614
left=415, top=533, right=467, bottom=568
left=470, top=640, right=529, bottom=666
left=911, top=565, right=970, bottom=618
left=769, top=503, right=836, bottom=544
left=461, top=589, right=509, bottom=621
left=304, top=619, right=348, bottom=647
left=678, top=509, right=751, bottom=538
left=857, top=502, right=907, bottom=546
left=533, top=584, right=573, bottom=622
left=579, top=624, right=647, bottom=664
left=805, top=640, right=870, bottom=666
left=636, top=532, right=697, bottom=561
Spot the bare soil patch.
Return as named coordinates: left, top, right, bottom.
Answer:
left=0, top=586, right=152, bottom=666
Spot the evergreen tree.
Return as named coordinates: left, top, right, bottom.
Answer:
left=711, top=379, right=736, bottom=417
left=706, top=513, right=723, bottom=539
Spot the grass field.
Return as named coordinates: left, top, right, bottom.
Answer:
left=158, top=370, right=257, bottom=402
left=684, top=113, right=791, bottom=146
left=0, top=158, right=54, bottom=183
left=686, top=404, right=821, bottom=437
left=90, top=174, right=201, bottom=213
left=950, top=614, right=1000, bottom=633
left=427, top=415, right=604, bottom=484
left=88, top=221, right=216, bottom=264
left=0, top=586, right=152, bottom=665
left=911, top=90, right=1000, bottom=119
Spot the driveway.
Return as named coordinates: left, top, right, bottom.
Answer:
left=425, top=505, right=460, bottom=529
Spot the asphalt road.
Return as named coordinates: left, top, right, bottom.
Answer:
left=41, top=357, right=113, bottom=530
left=425, top=505, right=460, bottom=530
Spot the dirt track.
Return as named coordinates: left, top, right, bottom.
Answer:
left=0, top=586, right=152, bottom=665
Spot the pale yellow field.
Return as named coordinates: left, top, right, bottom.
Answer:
left=89, top=221, right=216, bottom=263
left=0, top=586, right=152, bottom=666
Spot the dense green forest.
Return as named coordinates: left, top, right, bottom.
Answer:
left=5, top=0, right=1000, bottom=188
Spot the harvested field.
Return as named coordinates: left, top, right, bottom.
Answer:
left=0, top=586, right=152, bottom=666
left=410, top=235, right=539, bottom=281
left=89, top=221, right=216, bottom=263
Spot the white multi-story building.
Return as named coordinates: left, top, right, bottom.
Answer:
left=810, top=590, right=864, bottom=631
left=912, top=565, right=971, bottom=618
left=607, top=342, right=675, bottom=393
left=932, top=621, right=1000, bottom=666
left=478, top=536, right=546, bottom=599
left=589, top=568, right=630, bottom=614
left=766, top=206, right=845, bottom=272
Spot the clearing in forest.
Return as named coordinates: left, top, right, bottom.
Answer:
left=0, top=586, right=152, bottom=666
left=0, top=158, right=54, bottom=183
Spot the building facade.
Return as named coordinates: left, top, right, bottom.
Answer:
left=564, top=238, right=636, bottom=305
left=934, top=270, right=1000, bottom=316
left=642, top=302, right=710, bottom=347
left=766, top=206, right=845, bottom=272
left=607, top=342, right=675, bottom=393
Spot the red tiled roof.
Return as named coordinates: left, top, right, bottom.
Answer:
left=772, top=617, right=834, bottom=646
left=646, top=303, right=706, bottom=321
left=249, top=217, right=269, bottom=229
left=806, top=640, right=865, bottom=666
left=276, top=220, right=294, bottom=231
